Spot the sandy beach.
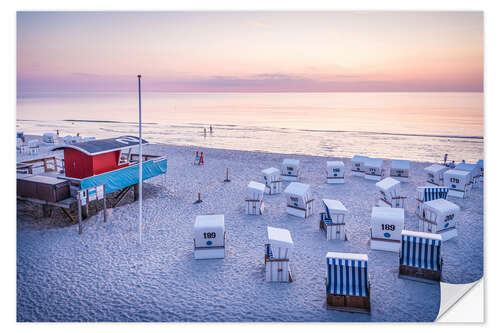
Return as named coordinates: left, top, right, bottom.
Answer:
left=16, top=141, right=483, bottom=322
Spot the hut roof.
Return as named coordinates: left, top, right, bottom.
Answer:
left=51, top=136, right=148, bottom=156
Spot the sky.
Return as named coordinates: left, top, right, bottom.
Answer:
left=17, top=11, right=483, bottom=93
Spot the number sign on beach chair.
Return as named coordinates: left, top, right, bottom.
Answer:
left=325, top=252, right=371, bottom=314
left=281, top=159, right=300, bottom=181
left=265, top=226, right=293, bottom=282
left=320, top=199, right=348, bottom=241
left=444, top=169, right=471, bottom=198
left=399, top=230, right=442, bottom=283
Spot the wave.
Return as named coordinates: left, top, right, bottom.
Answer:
left=297, top=128, right=483, bottom=140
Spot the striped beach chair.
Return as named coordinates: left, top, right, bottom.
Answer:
left=325, top=252, right=370, bottom=314
left=399, top=230, right=442, bottom=283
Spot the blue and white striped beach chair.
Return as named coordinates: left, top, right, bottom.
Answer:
left=416, top=186, right=449, bottom=219
left=399, top=230, right=442, bottom=283
left=326, top=252, right=370, bottom=314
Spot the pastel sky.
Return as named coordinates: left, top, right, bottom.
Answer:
left=17, top=11, right=483, bottom=93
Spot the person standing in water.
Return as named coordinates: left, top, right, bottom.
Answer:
left=203, top=128, right=207, bottom=137
left=209, top=125, right=213, bottom=134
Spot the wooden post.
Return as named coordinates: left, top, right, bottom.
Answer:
left=103, top=184, right=107, bottom=222
left=43, top=159, right=47, bottom=172
left=53, top=156, right=58, bottom=172
left=134, top=183, right=139, bottom=201
left=194, top=192, right=202, bottom=204
left=224, top=168, right=231, bottom=182
left=77, top=191, right=83, bottom=234
left=42, top=204, right=50, bottom=217
left=83, top=189, right=89, bottom=219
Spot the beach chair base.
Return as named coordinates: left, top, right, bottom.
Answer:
left=286, top=206, right=312, bottom=218
left=194, top=247, right=225, bottom=260
left=352, top=170, right=364, bottom=177
left=326, top=294, right=371, bottom=314
left=370, top=239, right=400, bottom=253
left=320, top=220, right=347, bottom=241
left=437, top=227, right=458, bottom=241
left=399, top=265, right=441, bottom=284
left=282, top=175, right=298, bottom=181
left=327, top=178, right=344, bottom=184
left=391, top=176, right=409, bottom=183
left=447, top=189, right=467, bottom=198
left=364, top=174, right=382, bottom=181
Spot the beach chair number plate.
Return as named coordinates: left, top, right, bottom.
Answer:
left=450, top=178, right=460, bottom=183
left=444, top=214, right=454, bottom=222
left=381, top=224, right=396, bottom=231
left=203, top=232, right=216, bottom=239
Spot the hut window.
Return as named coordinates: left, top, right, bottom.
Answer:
left=119, top=148, right=132, bottom=165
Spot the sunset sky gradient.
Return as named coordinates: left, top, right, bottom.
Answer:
left=17, top=11, right=483, bottom=93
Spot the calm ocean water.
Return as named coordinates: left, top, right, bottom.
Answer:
left=16, top=92, right=483, bottom=163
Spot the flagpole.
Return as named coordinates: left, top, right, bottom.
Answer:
left=138, top=74, right=143, bottom=245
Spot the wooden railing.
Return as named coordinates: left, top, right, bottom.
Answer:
left=17, top=156, right=64, bottom=175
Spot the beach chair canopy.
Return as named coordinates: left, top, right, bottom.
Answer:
left=365, top=158, right=383, bottom=169
left=262, top=167, right=280, bottom=177
left=194, top=215, right=225, bottom=248
left=352, top=155, right=368, bottom=163
left=376, top=177, right=400, bottom=194
left=282, top=159, right=299, bottom=167
left=391, top=159, right=409, bottom=170
left=267, top=226, right=293, bottom=248
left=322, top=199, right=347, bottom=219
left=326, top=252, right=369, bottom=297
left=455, top=163, right=480, bottom=177
left=327, top=161, right=344, bottom=168
left=400, top=230, right=442, bottom=271
left=284, top=182, right=311, bottom=198
left=417, top=186, right=449, bottom=202
left=423, top=198, right=460, bottom=216
left=424, top=164, right=448, bottom=174
left=247, top=181, right=265, bottom=199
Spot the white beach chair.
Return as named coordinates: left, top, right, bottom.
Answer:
left=424, top=164, right=448, bottom=186
left=281, top=159, right=300, bottom=181
left=444, top=169, right=471, bottom=198
left=375, top=177, right=407, bottom=210
left=261, top=167, right=282, bottom=194
left=265, top=226, right=293, bottom=282
left=370, top=206, right=404, bottom=252
left=421, top=198, right=460, bottom=241
left=245, top=181, right=265, bottom=215
left=193, top=215, right=225, bottom=259
left=364, top=158, right=384, bottom=181
left=320, top=199, right=348, bottom=241
left=351, top=155, right=368, bottom=177
left=284, top=182, right=314, bottom=218
left=326, top=161, right=345, bottom=184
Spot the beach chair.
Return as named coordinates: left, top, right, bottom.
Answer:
left=476, top=160, right=483, bottom=182
left=320, top=199, right=347, bottom=241
left=284, top=182, right=314, bottom=218
left=375, top=177, right=407, bottom=210
left=444, top=169, right=471, bottom=198
left=390, top=159, right=410, bottom=182
left=281, top=159, right=300, bottom=181
left=193, top=215, right=225, bottom=259
left=43, top=133, right=56, bottom=144
left=326, top=161, right=345, bottom=184
left=261, top=167, right=282, bottom=194
left=424, top=164, right=448, bottom=186
left=265, top=226, right=293, bottom=282
left=245, top=181, right=265, bottom=215
left=351, top=155, right=368, bottom=177
left=370, top=207, right=404, bottom=252
left=415, top=186, right=449, bottom=219
left=325, top=252, right=370, bottom=314
left=399, top=230, right=442, bottom=284
left=28, top=140, right=40, bottom=155
left=364, top=158, right=384, bottom=181
left=421, top=198, right=460, bottom=241
left=455, top=162, right=481, bottom=188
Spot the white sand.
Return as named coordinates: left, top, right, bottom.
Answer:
left=16, top=141, right=483, bottom=322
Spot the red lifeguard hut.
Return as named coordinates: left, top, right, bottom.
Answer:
left=52, top=136, right=148, bottom=179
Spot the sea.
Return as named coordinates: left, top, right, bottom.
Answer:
left=16, top=92, right=483, bottom=163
